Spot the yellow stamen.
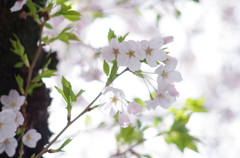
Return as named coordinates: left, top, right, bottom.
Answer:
left=158, top=94, right=165, bottom=99
left=11, top=102, right=16, bottom=107
left=113, top=49, right=119, bottom=55
left=26, top=135, right=31, bottom=140
left=4, top=139, right=9, bottom=144
left=126, top=51, right=135, bottom=58
left=110, top=97, right=119, bottom=103
left=161, top=71, right=168, bottom=78
left=146, top=48, right=153, bottom=55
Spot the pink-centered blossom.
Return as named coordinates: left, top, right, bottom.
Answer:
left=127, top=102, right=142, bottom=115
left=1, top=89, right=25, bottom=111
left=0, top=109, right=17, bottom=142
left=22, top=129, right=41, bottom=148
left=155, top=57, right=182, bottom=84
left=140, top=36, right=166, bottom=67
left=117, top=40, right=145, bottom=72
left=99, top=86, right=127, bottom=116
left=100, top=38, right=120, bottom=61
left=118, top=113, right=130, bottom=128
left=0, top=137, right=18, bottom=157
left=10, top=0, right=27, bottom=12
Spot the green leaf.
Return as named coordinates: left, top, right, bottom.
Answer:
left=26, top=1, right=37, bottom=15
left=14, top=62, right=24, bottom=68
left=55, top=138, right=73, bottom=151
left=185, top=98, right=207, bottom=112
left=42, top=36, right=49, bottom=42
left=43, top=58, right=52, bottom=70
left=74, top=89, right=85, bottom=100
left=28, top=83, right=43, bottom=95
left=45, top=23, right=53, bottom=29
left=22, top=54, right=30, bottom=67
left=55, top=86, right=68, bottom=103
left=85, top=115, right=92, bottom=126
left=153, top=117, right=162, bottom=127
left=56, top=0, right=69, bottom=5
left=33, top=70, right=57, bottom=81
left=176, top=10, right=181, bottom=18
left=118, top=32, right=129, bottom=43
left=58, top=32, right=69, bottom=44
left=103, top=60, right=110, bottom=76
left=15, top=75, right=24, bottom=95
left=106, top=60, right=119, bottom=86
left=193, top=0, right=200, bottom=2
left=10, top=35, right=25, bottom=57
left=63, top=14, right=81, bottom=21
left=66, top=33, right=80, bottom=41
left=108, top=29, right=116, bottom=42
left=134, top=98, right=145, bottom=106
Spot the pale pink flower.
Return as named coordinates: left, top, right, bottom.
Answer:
left=10, top=0, right=27, bottom=12
left=127, top=102, right=142, bottom=115
left=99, top=86, right=127, bottom=116
left=117, top=40, right=145, bottom=72
left=14, top=111, right=24, bottom=127
left=140, top=36, right=166, bottom=67
left=100, top=38, right=120, bottom=61
left=22, top=129, right=41, bottom=148
left=0, top=137, right=18, bottom=157
left=147, top=83, right=177, bottom=110
left=1, top=89, right=25, bottom=111
left=163, top=36, right=174, bottom=44
left=0, top=109, right=17, bottom=142
left=155, top=57, right=182, bottom=84
left=118, top=113, right=130, bottom=128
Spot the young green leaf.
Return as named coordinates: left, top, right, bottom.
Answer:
left=45, top=23, right=53, bottom=29
left=108, top=28, right=117, bottom=42
left=14, top=62, right=24, bottom=68
left=56, top=0, right=69, bottom=5
left=15, top=75, right=24, bottom=95
left=55, top=138, right=73, bottom=152
left=103, top=60, right=110, bottom=76
left=28, top=83, right=43, bottom=95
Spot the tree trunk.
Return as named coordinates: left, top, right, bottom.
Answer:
left=0, top=0, right=55, bottom=157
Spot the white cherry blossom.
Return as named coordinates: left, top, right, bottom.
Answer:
left=155, top=57, right=182, bottom=84
left=118, top=113, right=130, bottom=128
left=10, top=0, right=27, bottom=12
left=0, top=137, right=18, bottom=157
left=146, top=83, right=178, bottom=110
left=127, top=102, right=142, bottom=115
left=99, top=86, right=127, bottom=116
left=22, top=129, right=41, bottom=148
left=163, top=36, right=174, bottom=45
left=117, top=40, right=145, bottom=72
left=100, top=38, right=120, bottom=61
left=140, top=36, right=166, bottom=67
left=0, top=109, right=17, bottom=142
left=1, top=89, right=25, bottom=111
left=14, top=111, right=24, bottom=127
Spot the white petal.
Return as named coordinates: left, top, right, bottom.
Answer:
left=128, top=58, right=141, bottom=72
left=149, top=36, right=164, bottom=49
left=168, top=71, right=183, bottom=82
left=16, top=96, right=25, bottom=107
left=140, top=40, right=149, bottom=50
left=0, top=96, right=11, bottom=107
left=10, top=0, right=27, bottom=12
left=101, top=47, right=115, bottom=61
left=110, top=38, right=120, bottom=49
left=0, top=109, right=16, bottom=123
left=9, top=90, right=19, bottom=102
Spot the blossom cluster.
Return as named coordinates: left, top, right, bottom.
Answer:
left=0, top=90, right=41, bottom=157
left=99, top=36, right=182, bottom=128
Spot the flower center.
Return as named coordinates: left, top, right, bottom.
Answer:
left=110, top=97, right=119, bottom=103
left=158, top=93, right=165, bottom=99
left=126, top=51, right=135, bottom=58
left=4, top=139, right=9, bottom=144
left=161, top=71, right=168, bottom=78
left=0, top=122, right=2, bottom=127
left=113, top=49, right=119, bottom=55
left=11, top=102, right=16, bottom=107
left=26, top=135, right=31, bottom=140
left=146, top=48, right=152, bottom=55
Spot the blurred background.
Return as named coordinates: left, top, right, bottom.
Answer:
left=42, top=0, right=240, bottom=157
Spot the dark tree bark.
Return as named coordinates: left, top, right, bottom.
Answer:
left=0, top=0, right=56, bottom=157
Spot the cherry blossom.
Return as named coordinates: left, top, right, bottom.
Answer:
left=22, top=129, right=42, bottom=148
left=140, top=36, right=166, bottom=67
left=118, top=113, right=130, bottom=128
left=0, top=137, right=18, bottom=157
left=117, top=40, right=145, bottom=72
left=10, top=0, right=27, bottom=12
left=163, top=36, right=174, bottom=45
left=0, top=109, right=17, bottom=142
left=146, top=83, right=178, bottom=110
left=127, top=102, right=142, bottom=115
left=155, top=57, right=182, bottom=84
left=100, top=38, right=120, bottom=61
left=99, top=86, right=127, bottom=116
left=14, top=111, right=24, bottom=127
left=1, top=89, right=25, bottom=111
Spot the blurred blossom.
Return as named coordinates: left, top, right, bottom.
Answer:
left=99, top=86, right=127, bottom=116
left=163, top=36, right=174, bottom=44
left=22, top=129, right=42, bottom=148
left=118, top=113, right=130, bottom=128
left=127, top=101, right=142, bottom=115
left=0, top=137, right=18, bottom=157
left=10, top=0, right=27, bottom=12
left=1, top=89, right=25, bottom=111
left=14, top=111, right=24, bottom=127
